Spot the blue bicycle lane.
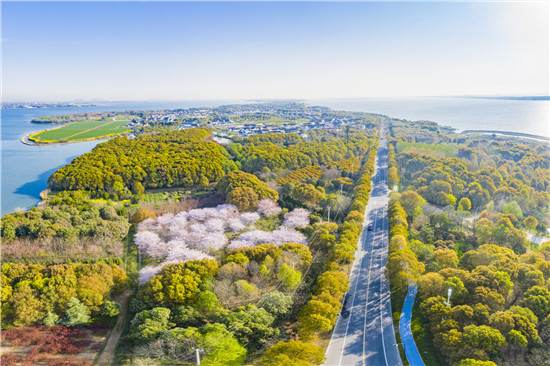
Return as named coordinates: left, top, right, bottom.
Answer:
left=398, top=283, right=425, bottom=366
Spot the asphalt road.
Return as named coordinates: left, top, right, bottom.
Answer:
left=324, top=122, right=403, bottom=366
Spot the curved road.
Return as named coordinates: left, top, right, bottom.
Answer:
left=324, top=122, right=402, bottom=366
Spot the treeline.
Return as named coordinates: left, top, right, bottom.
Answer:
left=391, top=119, right=550, bottom=228
left=388, top=140, right=399, bottom=189
left=1, top=262, right=129, bottom=328
left=228, top=129, right=373, bottom=173
left=295, top=137, right=379, bottom=340
left=386, top=197, right=425, bottom=311
left=278, top=166, right=324, bottom=186
left=48, top=128, right=237, bottom=196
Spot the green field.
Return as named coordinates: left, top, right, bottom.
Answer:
left=29, top=119, right=130, bottom=143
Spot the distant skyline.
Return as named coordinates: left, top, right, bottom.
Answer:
left=2, top=1, right=548, bottom=101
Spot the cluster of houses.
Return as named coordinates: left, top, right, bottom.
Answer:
left=121, top=103, right=370, bottom=139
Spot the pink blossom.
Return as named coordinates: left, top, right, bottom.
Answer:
left=135, top=231, right=163, bottom=255
left=189, top=223, right=207, bottom=234
left=240, top=212, right=261, bottom=226
left=137, top=218, right=156, bottom=232
left=216, top=204, right=239, bottom=218
left=168, top=226, right=189, bottom=241
left=227, top=239, right=255, bottom=250
left=257, top=199, right=282, bottom=217
left=197, top=232, right=228, bottom=252
left=156, top=213, right=175, bottom=226
left=186, top=208, right=209, bottom=221
left=169, top=215, right=188, bottom=229
left=270, top=227, right=307, bottom=245
left=186, top=231, right=206, bottom=246
left=227, top=218, right=246, bottom=232
left=238, top=230, right=273, bottom=246
left=205, top=218, right=225, bottom=233
left=139, top=265, right=163, bottom=284
left=283, top=208, right=310, bottom=228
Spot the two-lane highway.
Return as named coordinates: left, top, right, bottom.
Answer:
left=324, top=121, right=402, bottom=366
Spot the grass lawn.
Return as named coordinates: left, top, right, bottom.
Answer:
left=30, top=119, right=130, bottom=143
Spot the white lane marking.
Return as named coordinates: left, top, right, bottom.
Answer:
left=362, top=207, right=380, bottom=366
left=337, top=231, right=366, bottom=365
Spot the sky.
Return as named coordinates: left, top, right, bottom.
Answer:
left=1, top=1, right=548, bottom=101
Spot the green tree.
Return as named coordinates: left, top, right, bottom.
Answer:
left=454, top=359, right=498, bottom=366
left=278, top=263, right=302, bottom=290
left=131, top=181, right=145, bottom=195
left=434, top=248, right=459, bottom=269
left=130, top=208, right=156, bottom=224
left=457, top=197, right=472, bottom=211
left=9, top=284, right=45, bottom=326
left=292, top=183, right=325, bottom=208
left=418, top=272, right=445, bottom=300
left=502, top=201, right=523, bottom=220
left=258, top=340, right=326, bottom=366
left=43, top=311, right=59, bottom=326
left=523, top=216, right=538, bottom=231
left=128, top=307, right=173, bottom=342
left=61, top=297, right=90, bottom=326
left=199, top=175, right=210, bottom=188
left=521, top=286, right=550, bottom=320
left=399, top=190, right=426, bottom=222
left=508, top=329, right=528, bottom=348
left=101, top=300, right=121, bottom=318
left=227, top=187, right=259, bottom=211
left=197, top=323, right=246, bottom=366
left=463, top=325, right=506, bottom=357
left=261, top=291, right=293, bottom=316
left=224, top=304, right=279, bottom=349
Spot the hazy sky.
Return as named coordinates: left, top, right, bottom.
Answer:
left=2, top=1, right=548, bottom=101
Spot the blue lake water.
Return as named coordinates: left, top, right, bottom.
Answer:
left=1, top=97, right=549, bottom=215
left=308, top=97, right=550, bottom=138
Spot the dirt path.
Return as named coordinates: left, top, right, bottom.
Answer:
left=95, top=290, right=133, bottom=366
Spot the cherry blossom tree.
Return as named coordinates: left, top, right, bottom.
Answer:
left=227, top=239, right=255, bottom=250
left=205, top=218, right=225, bottom=233
left=135, top=203, right=311, bottom=275
left=227, top=218, right=246, bottom=232
left=240, top=212, right=261, bottom=226
left=197, top=232, right=229, bottom=252
left=139, top=265, right=163, bottom=284
left=270, top=227, right=307, bottom=245
left=283, top=208, right=310, bottom=228
left=257, top=199, right=282, bottom=217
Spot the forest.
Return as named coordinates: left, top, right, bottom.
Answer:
left=387, top=118, right=550, bottom=366
left=2, top=105, right=549, bottom=365
left=1, top=117, right=380, bottom=366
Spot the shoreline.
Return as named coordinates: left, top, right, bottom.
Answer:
left=20, top=132, right=117, bottom=146
left=461, top=129, right=550, bottom=143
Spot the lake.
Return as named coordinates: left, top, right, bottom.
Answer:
left=2, top=97, right=548, bottom=215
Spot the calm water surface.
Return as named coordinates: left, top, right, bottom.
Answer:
left=1, top=101, right=236, bottom=215
left=309, top=97, right=550, bottom=138
left=2, top=98, right=548, bottom=215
